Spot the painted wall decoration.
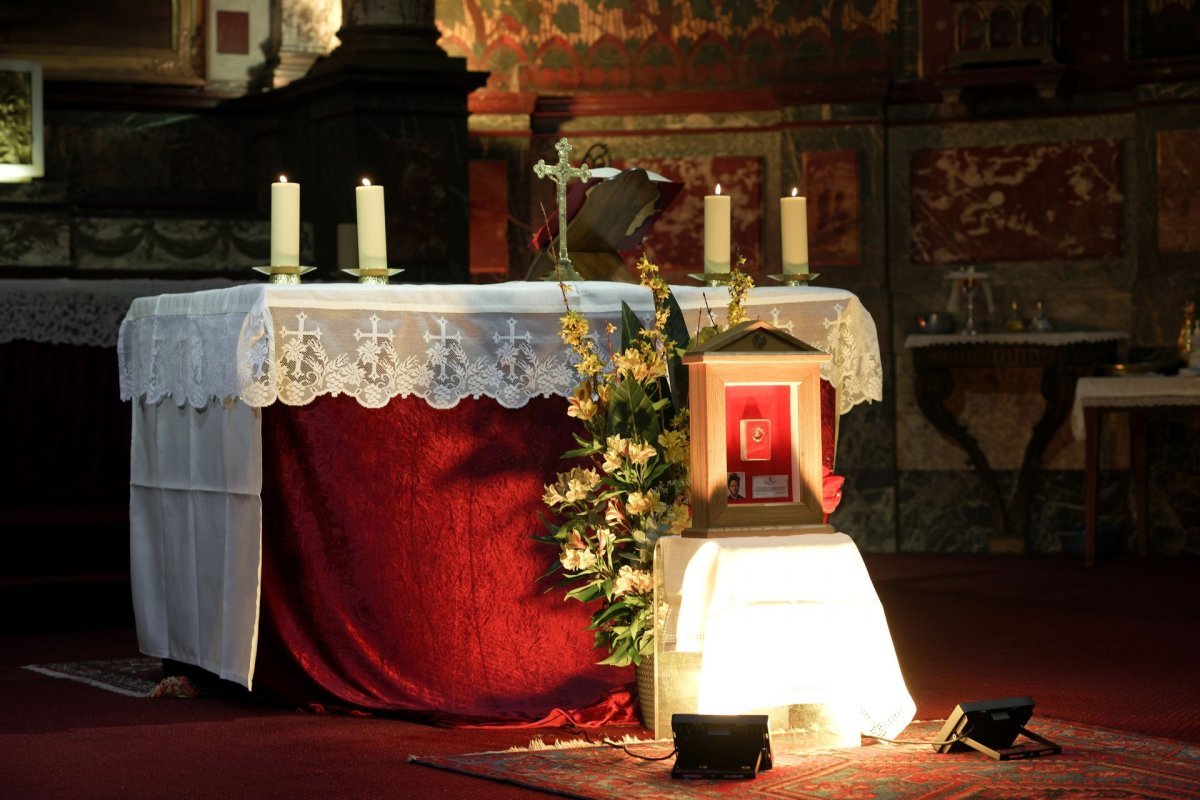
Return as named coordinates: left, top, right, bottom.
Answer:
left=1157, top=129, right=1200, bottom=254
left=435, top=0, right=897, bottom=94
left=617, top=155, right=763, bottom=283
left=910, top=139, right=1123, bottom=264
left=802, top=149, right=862, bottom=267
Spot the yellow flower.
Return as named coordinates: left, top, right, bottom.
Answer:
left=625, top=490, right=664, bottom=517
left=665, top=502, right=692, bottom=534
left=560, top=548, right=597, bottom=572
left=727, top=263, right=755, bottom=326
left=614, top=565, right=653, bottom=596
left=595, top=526, right=614, bottom=555
left=657, top=429, right=689, bottom=464
left=604, top=500, right=624, bottom=527
left=602, top=434, right=629, bottom=473
left=567, top=385, right=597, bottom=421
left=612, top=348, right=647, bottom=381
left=627, top=440, right=657, bottom=465
left=542, top=483, right=566, bottom=507
left=577, top=353, right=604, bottom=377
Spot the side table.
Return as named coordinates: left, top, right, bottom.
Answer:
left=906, top=332, right=1124, bottom=553
left=1071, top=374, right=1200, bottom=566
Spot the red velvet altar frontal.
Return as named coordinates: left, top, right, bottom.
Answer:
left=255, top=385, right=836, bottom=725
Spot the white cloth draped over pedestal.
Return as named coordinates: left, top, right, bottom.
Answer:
left=659, top=534, right=915, bottom=740
left=117, top=281, right=884, bottom=690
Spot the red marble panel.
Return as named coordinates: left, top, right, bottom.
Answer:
left=618, top=156, right=763, bottom=283
left=1157, top=129, right=1200, bottom=254
left=911, top=140, right=1122, bottom=264
left=469, top=160, right=509, bottom=277
left=802, top=150, right=862, bottom=267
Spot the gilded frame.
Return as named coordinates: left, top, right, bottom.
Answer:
left=0, top=59, right=44, bottom=183
left=0, top=0, right=202, bottom=86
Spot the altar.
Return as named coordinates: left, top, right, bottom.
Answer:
left=118, top=281, right=883, bottom=723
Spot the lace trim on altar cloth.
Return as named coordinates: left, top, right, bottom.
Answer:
left=0, top=278, right=242, bottom=348
left=119, top=284, right=884, bottom=414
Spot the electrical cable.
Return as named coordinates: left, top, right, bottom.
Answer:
left=862, top=726, right=972, bottom=747
left=602, top=739, right=678, bottom=761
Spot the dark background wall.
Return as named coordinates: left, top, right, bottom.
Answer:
left=1, top=0, right=1197, bottom=569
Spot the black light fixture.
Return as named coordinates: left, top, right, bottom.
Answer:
left=670, top=714, right=773, bottom=779
left=933, top=697, right=1061, bottom=760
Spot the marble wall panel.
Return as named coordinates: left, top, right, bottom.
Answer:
left=1147, top=412, right=1200, bottom=556
left=910, top=139, right=1123, bottom=264
left=1156, top=129, right=1200, bottom=254
left=829, top=477, right=896, bottom=553
left=897, top=471, right=991, bottom=553
left=620, top=155, right=762, bottom=283
left=802, top=149, right=862, bottom=267
left=469, top=159, right=510, bottom=279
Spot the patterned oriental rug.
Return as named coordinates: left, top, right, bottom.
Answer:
left=412, top=719, right=1200, bottom=800
left=22, top=657, right=198, bottom=698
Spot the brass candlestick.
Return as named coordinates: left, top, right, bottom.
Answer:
left=341, top=267, right=404, bottom=285
left=768, top=271, right=820, bottom=286
left=253, top=266, right=316, bottom=285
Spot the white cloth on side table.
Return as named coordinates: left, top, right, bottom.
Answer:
left=660, top=533, right=915, bottom=739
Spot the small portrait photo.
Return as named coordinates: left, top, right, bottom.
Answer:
left=726, top=471, right=746, bottom=501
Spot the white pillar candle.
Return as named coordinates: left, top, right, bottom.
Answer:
left=781, top=188, right=809, bottom=275
left=270, top=176, right=300, bottom=267
left=704, top=183, right=731, bottom=274
left=355, top=179, right=387, bottom=268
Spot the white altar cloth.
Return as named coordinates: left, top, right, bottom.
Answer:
left=119, top=282, right=883, bottom=689
left=119, top=281, right=881, bottom=414
left=659, top=534, right=915, bottom=739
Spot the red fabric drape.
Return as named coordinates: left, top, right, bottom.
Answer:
left=255, top=383, right=838, bottom=725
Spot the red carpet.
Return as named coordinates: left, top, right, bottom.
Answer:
left=412, top=718, right=1200, bottom=799
left=2, top=554, right=1198, bottom=799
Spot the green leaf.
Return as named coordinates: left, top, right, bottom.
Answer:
left=597, top=646, right=634, bottom=667
left=606, top=378, right=661, bottom=444
left=562, top=443, right=601, bottom=459
left=566, top=582, right=604, bottom=602
left=588, top=601, right=630, bottom=628
left=619, top=301, right=644, bottom=352
left=664, top=290, right=691, bottom=409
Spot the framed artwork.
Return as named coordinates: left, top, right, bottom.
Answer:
left=0, top=0, right=202, bottom=86
left=0, top=59, right=44, bottom=183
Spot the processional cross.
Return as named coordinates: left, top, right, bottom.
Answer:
left=533, top=138, right=590, bottom=279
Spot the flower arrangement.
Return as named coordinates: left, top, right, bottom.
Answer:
left=539, top=257, right=753, bottom=667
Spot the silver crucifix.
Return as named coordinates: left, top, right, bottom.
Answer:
left=533, top=137, right=590, bottom=279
